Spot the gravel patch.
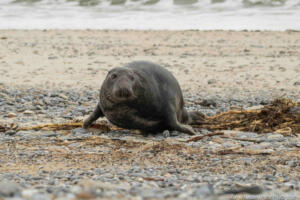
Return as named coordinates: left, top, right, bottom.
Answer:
left=0, top=86, right=299, bottom=200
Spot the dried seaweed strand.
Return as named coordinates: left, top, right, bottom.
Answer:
left=186, top=132, right=224, bottom=142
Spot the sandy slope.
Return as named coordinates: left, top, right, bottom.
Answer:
left=0, top=30, right=299, bottom=100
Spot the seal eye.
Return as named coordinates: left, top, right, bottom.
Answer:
left=111, top=74, right=117, bottom=80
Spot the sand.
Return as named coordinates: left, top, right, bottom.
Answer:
left=0, top=30, right=299, bottom=100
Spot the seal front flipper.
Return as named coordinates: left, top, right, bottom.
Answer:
left=83, top=102, right=104, bottom=129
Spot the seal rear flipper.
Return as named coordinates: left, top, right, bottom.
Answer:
left=188, top=111, right=206, bottom=125
left=83, top=102, right=104, bottom=129
left=165, top=110, right=196, bottom=135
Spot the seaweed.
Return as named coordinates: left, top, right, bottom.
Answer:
left=194, top=98, right=300, bottom=135
left=1, top=98, right=299, bottom=135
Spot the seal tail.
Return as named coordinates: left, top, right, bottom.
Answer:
left=187, top=111, right=206, bottom=125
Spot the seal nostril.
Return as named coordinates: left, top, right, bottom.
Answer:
left=117, top=88, right=132, bottom=98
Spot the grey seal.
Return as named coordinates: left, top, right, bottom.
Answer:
left=83, top=61, right=204, bottom=135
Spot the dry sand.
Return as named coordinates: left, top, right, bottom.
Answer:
left=0, top=30, right=299, bottom=100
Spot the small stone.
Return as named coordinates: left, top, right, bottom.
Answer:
left=23, top=110, right=35, bottom=115
left=72, top=128, right=90, bottom=135
left=267, top=134, right=283, bottom=140
left=48, top=56, right=58, bottom=60
left=290, top=107, right=300, bottom=114
left=261, top=149, right=274, bottom=154
left=22, top=189, right=38, bottom=199
left=7, top=112, right=17, bottom=118
left=287, top=160, right=298, bottom=167
left=194, top=184, right=214, bottom=197
left=0, top=181, right=20, bottom=197
left=198, top=99, right=217, bottom=107
left=76, top=191, right=96, bottom=199
left=293, top=81, right=300, bottom=86
left=32, top=192, right=51, bottom=200
left=47, top=179, right=55, bottom=185
left=223, top=185, right=262, bottom=195
left=246, top=105, right=264, bottom=110
left=58, top=94, right=68, bottom=100
left=5, top=130, right=17, bottom=136
left=45, top=132, right=58, bottom=137
left=170, top=131, right=180, bottom=136
left=163, top=130, right=170, bottom=138
left=0, top=92, right=10, bottom=99
left=68, top=142, right=81, bottom=148
left=279, top=50, right=285, bottom=54
left=236, top=131, right=258, bottom=138
left=249, top=142, right=272, bottom=150
left=207, top=79, right=217, bottom=84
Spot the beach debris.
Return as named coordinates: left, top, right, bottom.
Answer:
left=217, top=148, right=274, bottom=156
left=17, top=121, right=115, bottom=132
left=221, top=185, right=263, bottom=195
left=0, top=122, right=18, bottom=133
left=186, top=132, right=224, bottom=142
left=194, top=98, right=300, bottom=135
left=0, top=98, right=299, bottom=136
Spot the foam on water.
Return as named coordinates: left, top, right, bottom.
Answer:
left=0, top=0, right=299, bottom=30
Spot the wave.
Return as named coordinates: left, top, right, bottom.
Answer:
left=0, top=0, right=299, bottom=30
left=7, top=0, right=300, bottom=8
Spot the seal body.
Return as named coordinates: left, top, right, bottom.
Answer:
left=83, top=61, right=204, bottom=135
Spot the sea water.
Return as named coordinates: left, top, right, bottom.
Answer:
left=0, top=0, right=299, bottom=30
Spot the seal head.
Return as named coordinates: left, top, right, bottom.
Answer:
left=103, top=67, right=139, bottom=104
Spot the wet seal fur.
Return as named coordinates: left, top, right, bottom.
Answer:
left=83, top=61, right=204, bottom=135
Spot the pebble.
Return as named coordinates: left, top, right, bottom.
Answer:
left=193, top=184, right=214, bottom=197
left=294, top=81, right=300, bottom=86
left=68, top=142, right=81, bottom=148
left=267, top=133, right=283, bottom=140
left=71, top=128, right=91, bottom=136
left=5, top=130, right=17, bottom=136
left=248, top=142, right=272, bottom=150
left=236, top=131, right=258, bottom=138
left=207, top=79, right=217, bottom=85
left=23, top=110, right=35, bottom=115
left=290, top=106, right=300, bottom=114
left=198, top=99, right=217, bottom=107
left=163, top=130, right=171, bottom=138
left=0, top=181, right=20, bottom=197
left=7, top=112, right=17, bottom=118
left=48, top=56, right=58, bottom=60
left=58, top=94, right=68, bottom=100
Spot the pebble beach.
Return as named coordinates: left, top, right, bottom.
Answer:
left=0, top=30, right=300, bottom=199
